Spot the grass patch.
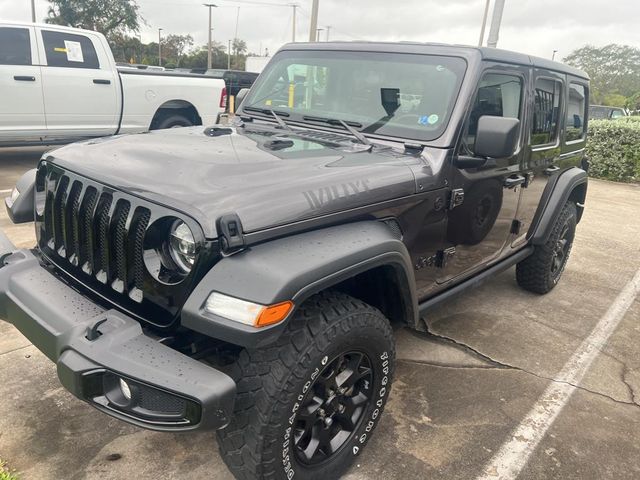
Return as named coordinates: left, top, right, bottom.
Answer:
left=0, top=460, right=19, bottom=480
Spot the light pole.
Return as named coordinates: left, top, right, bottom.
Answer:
left=478, top=0, right=490, bottom=46
left=158, top=28, right=163, bottom=66
left=325, top=25, right=331, bottom=41
left=30, top=0, right=36, bottom=22
left=308, top=0, right=319, bottom=42
left=487, top=0, right=505, bottom=48
left=552, top=49, right=558, bottom=61
left=228, top=39, right=232, bottom=69
left=204, top=4, right=217, bottom=70
left=316, top=28, right=323, bottom=42
left=290, top=3, right=297, bottom=42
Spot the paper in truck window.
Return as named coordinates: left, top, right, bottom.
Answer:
left=64, top=40, right=84, bottom=63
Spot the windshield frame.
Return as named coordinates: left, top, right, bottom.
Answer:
left=241, top=49, right=468, bottom=144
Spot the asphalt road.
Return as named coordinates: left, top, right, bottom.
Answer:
left=0, top=149, right=639, bottom=480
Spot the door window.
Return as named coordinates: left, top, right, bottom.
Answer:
left=42, top=30, right=100, bottom=69
left=460, top=73, right=523, bottom=155
left=565, top=83, right=587, bottom=142
left=532, top=78, right=562, bottom=146
left=0, top=27, right=32, bottom=65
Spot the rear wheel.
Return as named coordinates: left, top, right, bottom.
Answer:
left=217, top=291, right=395, bottom=480
left=153, top=113, right=193, bottom=130
left=516, top=201, right=577, bottom=294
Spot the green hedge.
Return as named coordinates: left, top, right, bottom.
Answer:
left=586, top=118, right=640, bottom=182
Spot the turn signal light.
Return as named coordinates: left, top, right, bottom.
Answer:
left=204, top=292, right=294, bottom=328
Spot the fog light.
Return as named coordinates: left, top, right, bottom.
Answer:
left=119, top=378, right=132, bottom=401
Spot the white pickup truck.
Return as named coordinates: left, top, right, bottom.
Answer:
left=0, top=22, right=227, bottom=146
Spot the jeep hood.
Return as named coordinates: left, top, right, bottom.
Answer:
left=47, top=125, right=422, bottom=238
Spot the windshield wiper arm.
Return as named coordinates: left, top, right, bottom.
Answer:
left=302, top=115, right=372, bottom=148
left=243, top=106, right=292, bottom=131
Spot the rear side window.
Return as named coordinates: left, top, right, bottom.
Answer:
left=0, top=27, right=31, bottom=66
left=42, top=30, right=100, bottom=69
left=566, top=83, right=587, bottom=142
left=531, top=78, right=563, bottom=146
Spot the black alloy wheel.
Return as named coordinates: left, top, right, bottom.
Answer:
left=294, top=351, right=373, bottom=465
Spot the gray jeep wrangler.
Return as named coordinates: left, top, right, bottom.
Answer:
left=1, top=42, right=589, bottom=480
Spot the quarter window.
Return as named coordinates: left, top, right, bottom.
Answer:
left=42, top=30, right=100, bottom=69
left=566, top=83, right=587, bottom=142
left=0, top=27, right=32, bottom=66
left=532, top=78, right=562, bottom=146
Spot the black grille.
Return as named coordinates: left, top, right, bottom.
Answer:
left=38, top=168, right=151, bottom=304
left=36, top=163, right=215, bottom=329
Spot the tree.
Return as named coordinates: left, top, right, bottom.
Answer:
left=563, top=44, right=640, bottom=104
left=161, top=34, right=194, bottom=67
left=46, top=0, right=141, bottom=40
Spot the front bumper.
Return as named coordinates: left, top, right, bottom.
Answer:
left=0, top=230, right=236, bottom=432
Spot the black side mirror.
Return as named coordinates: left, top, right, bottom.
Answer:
left=235, top=88, right=250, bottom=110
left=474, top=115, right=520, bottom=159
left=455, top=116, right=520, bottom=169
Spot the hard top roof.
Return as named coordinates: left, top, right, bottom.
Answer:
left=278, top=41, right=589, bottom=80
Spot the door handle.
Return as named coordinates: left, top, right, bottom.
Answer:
left=504, top=175, right=526, bottom=188
left=544, top=165, right=561, bottom=175
left=14, top=76, right=36, bottom=82
left=93, top=79, right=111, bottom=85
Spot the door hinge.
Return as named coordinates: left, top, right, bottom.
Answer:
left=448, top=189, right=465, bottom=210
left=510, top=219, right=523, bottom=235
left=524, top=171, right=535, bottom=188
left=436, top=247, right=456, bottom=268
left=217, top=213, right=245, bottom=254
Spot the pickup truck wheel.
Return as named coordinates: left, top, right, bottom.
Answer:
left=516, top=201, right=577, bottom=294
left=217, top=291, right=395, bottom=480
left=153, top=114, right=193, bottom=130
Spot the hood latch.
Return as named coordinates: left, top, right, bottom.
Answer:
left=217, top=214, right=246, bottom=254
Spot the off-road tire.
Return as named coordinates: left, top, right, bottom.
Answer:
left=153, top=114, right=193, bottom=130
left=516, top=201, right=577, bottom=294
left=217, top=291, right=395, bottom=480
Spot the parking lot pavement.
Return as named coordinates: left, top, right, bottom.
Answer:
left=0, top=152, right=639, bottom=479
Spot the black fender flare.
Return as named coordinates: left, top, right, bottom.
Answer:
left=181, top=221, right=418, bottom=348
left=530, top=167, right=588, bottom=245
left=5, top=168, right=36, bottom=224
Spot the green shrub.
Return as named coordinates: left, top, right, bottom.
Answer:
left=586, top=119, right=640, bottom=182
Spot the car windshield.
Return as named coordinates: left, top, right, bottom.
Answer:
left=242, top=50, right=467, bottom=142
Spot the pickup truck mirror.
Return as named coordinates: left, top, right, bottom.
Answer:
left=455, top=116, right=520, bottom=169
left=236, top=88, right=250, bottom=110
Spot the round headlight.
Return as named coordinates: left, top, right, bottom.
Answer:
left=169, top=220, right=196, bottom=273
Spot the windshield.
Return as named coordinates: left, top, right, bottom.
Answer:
left=242, top=50, right=467, bottom=142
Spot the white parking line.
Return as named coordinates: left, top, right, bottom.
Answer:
left=478, top=266, right=640, bottom=480
left=0, top=189, right=12, bottom=194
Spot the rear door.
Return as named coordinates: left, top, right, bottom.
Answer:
left=38, top=28, right=119, bottom=139
left=0, top=26, right=46, bottom=143
left=512, top=71, right=566, bottom=247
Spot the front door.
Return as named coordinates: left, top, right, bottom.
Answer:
left=0, top=26, right=46, bottom=143
left=438, top=67, right=528, bottom=283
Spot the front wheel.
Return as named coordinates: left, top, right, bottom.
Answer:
left=217, top=291, right=395, bottom=480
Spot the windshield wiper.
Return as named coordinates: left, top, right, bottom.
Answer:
left=302, top=115, right=372, bottom=149
left=243, top=106, right=292, bottom=131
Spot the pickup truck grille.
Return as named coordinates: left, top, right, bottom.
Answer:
left=35, top=163, right=206, bottom=328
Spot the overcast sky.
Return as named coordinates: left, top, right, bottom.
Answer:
left=3, top=0, right=640, bottom=60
